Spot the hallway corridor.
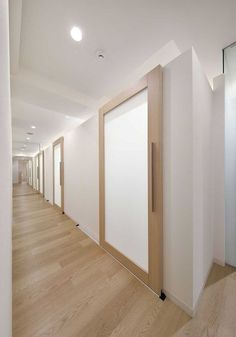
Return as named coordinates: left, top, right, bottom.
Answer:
left=12, top=184, right=190, bottom=337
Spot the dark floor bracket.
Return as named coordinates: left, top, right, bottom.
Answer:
left=160, top=290, right=166, bottom=301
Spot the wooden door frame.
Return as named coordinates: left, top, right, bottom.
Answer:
left=53, top=137, right=64, bottom=213
left=99, top=65, right=163, bottom=295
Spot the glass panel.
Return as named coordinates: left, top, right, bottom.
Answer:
left=224, top=43, right=236, bottom=267
left=54, top=144, right=61, bottom=207
left=104, top=89, right=148, bottom=271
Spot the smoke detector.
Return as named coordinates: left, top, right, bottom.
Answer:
left=96, top=50, right=105, bottom=60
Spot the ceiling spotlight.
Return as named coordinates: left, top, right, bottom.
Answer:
left=26, top=137, right=30, bottom=140
left=31, top=125, right=36, bottom=129
left=23, top=144, right=26, bottom=147
left=21, top=148, right=25, bottom=151
left=70, top=26, right=82, bottom=42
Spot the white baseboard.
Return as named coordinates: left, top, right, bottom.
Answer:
left=191, top=259, right=214, bottom=316
left=163, top=289, right=194, bottom=317
left=213, top=258, right=225, bottom=267
left=79, top=223, right=99, bottom=244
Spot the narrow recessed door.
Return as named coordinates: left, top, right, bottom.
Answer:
left=53, top=138, right=64, bottom=212
left=36, top=155, right=40, bottom=191
left=39, top=152, right=44, bottom=195
left=99, top=66, right=163, bottom=295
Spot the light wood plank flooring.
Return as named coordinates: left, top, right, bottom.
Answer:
left=13, top=183, right=236, bottom=337
left=13, top=183, right=190, bottom=337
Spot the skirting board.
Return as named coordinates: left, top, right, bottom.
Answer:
left=214, top=258, right=225, bottom=267
left=78, top=223, right=99, bottom=244
left=64, top=211, right=99, bottom=244
left=164, top=260, right=214, bottom=317
left=192, top=260, right=214, bottom=316
left=163, top=289, right=194, bottom=317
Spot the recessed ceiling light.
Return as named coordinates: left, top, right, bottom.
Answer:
left=26, top=137, right=30, bottom=140
left=23, top=144, right=26, bottom=147
left=70, top=26, right=82, bottom=42
left=21, top=148, right=25, bottom=151
left=31, top=125, right=36, bottom=129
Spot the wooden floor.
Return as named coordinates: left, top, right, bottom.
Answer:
left=13, top=183, right=190, bottom=337
left=13, top=183, right=236, bottom=337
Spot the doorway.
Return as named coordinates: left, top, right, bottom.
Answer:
left=39, top=151, right=44, bottom=195
left=99, top=66, right=163, bottom=295
left=53, top=137, right=64, bottom=213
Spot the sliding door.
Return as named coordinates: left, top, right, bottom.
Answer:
left=99, top=66, right=163, bottom=294
left=53, top=137, right=64, bottom=212
left=36, top=154, right=40, bottom=191
left=39, top=151, right=44, bottom=195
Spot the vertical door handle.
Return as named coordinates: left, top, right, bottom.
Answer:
left=151, top=142, right=155, bottom=212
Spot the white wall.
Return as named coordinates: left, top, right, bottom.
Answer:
left=12, top=158, right=19, bottom=184
left=163, top=49, right=214, bottom=315
left=192, top=50, right=213, bottom=308
left=163, top=49, right=194, bottom=313
left=0, top=1, right=12, bottom=336
left=44, top=145, right=53, bottom=203
left=225, top=75, right=236, bottom=267
left=64, top=116, right=99, bottom=241
left=212, top=75, right=225, bottom=266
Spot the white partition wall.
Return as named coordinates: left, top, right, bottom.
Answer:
left=163, top=48, right=214, bottom=315
left=64, top=116, right=99, bottom=241
left=0, top=1, right=12, bottom=335
left=53, top=137, right=64, bottom=211
left=104, top=89, right=149, bottom=271
left=224, top=44, right=236, bottom=268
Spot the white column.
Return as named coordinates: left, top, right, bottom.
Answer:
left=0, top=1, right=12, bottom=336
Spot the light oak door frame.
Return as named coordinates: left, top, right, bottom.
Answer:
left=99, top=65, right=163, bottom=295
left=53, top=137, right=64, bottom=213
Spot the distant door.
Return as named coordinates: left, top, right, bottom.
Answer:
left=29, top=159, right=33, bottom=186
left=36, top=155, right=40, bottom=191
left=39, top=151, right=44, bottom=194
left=53, top=137, right=64, bottom=212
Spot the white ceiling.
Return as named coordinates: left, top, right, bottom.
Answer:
left=10, top=0, right=236, bottom=155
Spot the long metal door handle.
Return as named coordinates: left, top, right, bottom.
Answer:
left=151, top=142, right=155, bottom=212
left=60, top=162, right=62, bottom=186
